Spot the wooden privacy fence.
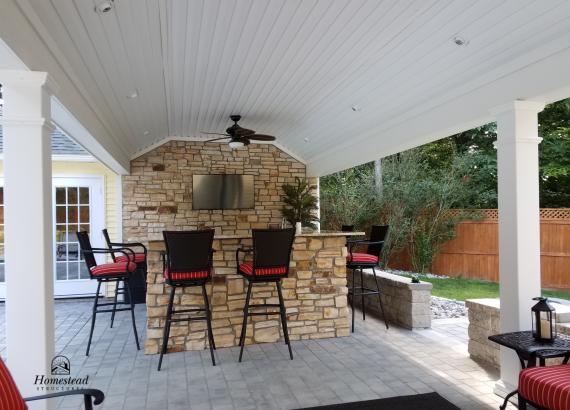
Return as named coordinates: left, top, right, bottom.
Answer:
left=388, top=209, right=570, bottom=290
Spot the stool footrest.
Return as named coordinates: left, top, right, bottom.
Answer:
left=169, top=316, right=207, bottom=323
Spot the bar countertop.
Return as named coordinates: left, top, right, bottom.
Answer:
left=145, top=230, right=364, bottom=248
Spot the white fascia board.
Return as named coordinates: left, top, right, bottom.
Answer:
left=131, top=136, right=307, bottom=165
left=51, top=97, right=128, bottom=175
left=308, top=44, right=570, bottom=177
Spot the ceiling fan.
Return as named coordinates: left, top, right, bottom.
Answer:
left=202, top=115, right=276, bottom=149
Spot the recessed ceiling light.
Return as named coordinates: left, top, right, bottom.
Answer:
left=303, top=137, right=310, bottom=143
left=351, top=105, right=361, bottom=112
left=127, top=91, right=138, bottom=99
left=95, top=0, right=114, bottom=14
left=452, top=36, right=469, bottom=47
left=143, top=131, right=150, bottom=136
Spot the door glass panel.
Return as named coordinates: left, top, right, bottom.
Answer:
left=54, top=186, right=91, bottom=282
left=68, top=207, right=78, bottom=223
left=67, top=187, right=78, bottom=204
left=56, top=206, right=66, bottom=224
left=79, top=188, right=89, bottom=204
left=55, top=188, right=66, bottom=204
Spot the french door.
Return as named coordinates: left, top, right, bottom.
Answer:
left=0, top=176, right=104, bottom=299
left=53, top=177, right=104, bottom=297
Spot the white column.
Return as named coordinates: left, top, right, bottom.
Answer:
left=1, top=70, right=55, bottom=408
left=493, top=100, right=544, bottom=396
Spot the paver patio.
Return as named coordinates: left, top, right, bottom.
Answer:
left=1, top=300, right=503, bottom=409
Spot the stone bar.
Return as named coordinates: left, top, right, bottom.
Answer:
left=144, top=231, right=361, bottom=354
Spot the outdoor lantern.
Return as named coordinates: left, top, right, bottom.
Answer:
left=531, top=297, right=557, bottom=342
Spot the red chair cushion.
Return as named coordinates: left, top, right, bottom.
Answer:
left=115, top=253, right=146, bottom=263
left=0, top=359, right=27, bottom=410
left=346, top=253, right=379, bottom=264
left=519, top=364, right=570, bottom=410
left=238, top=262, right=287, bottom=276
left=164, top=269, right=209, bottom=281
left=90, top=262, right=136, bottom=276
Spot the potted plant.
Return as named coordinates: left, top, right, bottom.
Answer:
left=281, top=177, right=319, bottom=231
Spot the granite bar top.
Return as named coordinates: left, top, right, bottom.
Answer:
left=145, top=230, right=364, bottom=244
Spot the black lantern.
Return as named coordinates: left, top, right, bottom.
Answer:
left=531, top=297, right=557, bottom=342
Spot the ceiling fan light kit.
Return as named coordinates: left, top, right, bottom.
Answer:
left=203, top=115, right=276, bottom=148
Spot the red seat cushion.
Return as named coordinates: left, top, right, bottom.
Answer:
left=238, top=262, right=287, bottom=276
left=519, top=364, right=570, bottom=410
left=90, top=262, right=136, bottom=276
left=347, top=253, right=379, bottom=264
left=0, top=359, right=27, bottom=410
left=164, top=268, right=209, bottom=281
left=115, top=253, right=146, bottom=263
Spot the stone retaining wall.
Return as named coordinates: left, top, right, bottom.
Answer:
left=466, top=299, right=500, bottom=367
left=466, top=299, right=570, bottom=368
left=347, top=270, right=432, bottom=329
left=145, top=235, right=350, bottom=354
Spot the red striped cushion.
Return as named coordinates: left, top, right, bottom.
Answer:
left=347, top=253, right=379, bottom=264
left=90, top=262, right=136, bottom=276
left=115, top=253, right=146, bottom=263
left=519, top=365, right=570, bottom=410
left=0, top=359, right=27, bottom=410
left=164, top=269, right=209, bottom=281
left=239, top=262, right=287, bottom=276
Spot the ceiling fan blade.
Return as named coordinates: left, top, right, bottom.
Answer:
left=234, top=127, right=255, bottom=136
left=247, top=134, right=276, bottom=141
left=205, top=136, right=231, bottom=142
left=201, top=131, right=230, bottom=136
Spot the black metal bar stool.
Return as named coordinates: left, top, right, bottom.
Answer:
left=236, top=228, right=296, bottom=362
left=102, top=229, right=148, bottom=327
left=158, top=230, right=216, bottom=371
left=77, top=231, right=140, bottom=356
left=346, top=225, right=389, bottom=332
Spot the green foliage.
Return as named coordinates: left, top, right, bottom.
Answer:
left=319, top=164, right=381, bottom=231
left=281, top=177, right=319, bottom=229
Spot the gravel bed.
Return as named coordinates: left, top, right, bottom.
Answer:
left=431, top=296, right=467, bottom=319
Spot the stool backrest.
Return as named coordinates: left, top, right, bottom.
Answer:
left=341, top=224, right=354, bottom=232
left=163, top=230, right=215, bottom=274
left=367, top=225, right=389, bottom=257
left=252, top=228, right=295, bottom=272
left=101, top=228, right=117, bottom=262
left=76, top=231, right=97, bottom=269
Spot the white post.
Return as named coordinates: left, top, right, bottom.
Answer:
left=1, top=70, right=55, bottom=409
left=493, top=100, right=544, bottom=396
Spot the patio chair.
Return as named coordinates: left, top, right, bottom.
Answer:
left=346, top=224, right=389, bottom=332
left=236, top=228, right=296, bottom=362
left=159, top=230, right=216, bottom=370
left=77, top=231, right=140, bottom=356
left=0, top=358, right=104, bottom=410
left=102, top=228, right=148, bottom=327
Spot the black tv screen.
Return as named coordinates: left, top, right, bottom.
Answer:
left=192, top=174, right=254, bottom=210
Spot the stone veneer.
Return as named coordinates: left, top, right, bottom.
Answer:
left=122, top=141, right=307, bottom=239
left=466, top=298, right=570, bottom=368
left=348, top=270, right=432, bottom=329
left=144, top=234, right=350, bottom=354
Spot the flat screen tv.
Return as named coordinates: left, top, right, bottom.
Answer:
left=192, top=174, right=254, bottom=210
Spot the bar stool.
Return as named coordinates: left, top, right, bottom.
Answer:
left=76, top=231, right=140, bottom=356
left=236, top=228, right=296, bottom=362
left=158, top=230, right=216, bottom=371
left=102, top=229, right=148, bottom=328
left=346, top=225, right=389, bottom=332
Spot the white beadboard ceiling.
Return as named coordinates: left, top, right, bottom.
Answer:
left=2, top=0, right=570, bottom=175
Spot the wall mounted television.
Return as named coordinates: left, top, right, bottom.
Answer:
left=192, top=174, right=254, bottom=210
